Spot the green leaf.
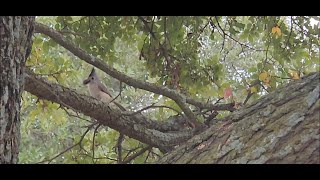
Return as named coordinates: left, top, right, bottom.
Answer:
left=248, top=67, right=257, bottom=73
left=159, top=107, right=164, bottom=115
left=235, top=22, right=245, bottom=29
left=43, top=42, right=49, bottom=54
left=248, top=34, right=254, bottom=44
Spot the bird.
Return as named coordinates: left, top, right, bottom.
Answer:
left=83, top=68, right=126, bottom=111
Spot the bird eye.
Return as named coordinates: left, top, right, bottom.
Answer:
left=91, top=77, right=94, bottom=80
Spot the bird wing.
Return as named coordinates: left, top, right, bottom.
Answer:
left=98, top=82, right=113, bottom=98
left=98, top=81, right=127, bottom=111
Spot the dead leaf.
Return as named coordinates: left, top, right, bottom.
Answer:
left=272, top=26, right=282, bottom=37
left=224, top=87, right=233, bottom=99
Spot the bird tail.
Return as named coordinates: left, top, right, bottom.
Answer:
left=114, top=101, right=126, bottom=111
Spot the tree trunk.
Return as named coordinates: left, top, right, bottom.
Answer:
left=0, top=16, right=34, bottom=163
left=159, top=72, right=320, bottom=164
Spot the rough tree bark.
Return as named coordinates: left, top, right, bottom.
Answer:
left=0, top=16, right=35, bottom=163
left=24, top=69, right=194, bottom=152
left=159, top=72, right=320, bottom=164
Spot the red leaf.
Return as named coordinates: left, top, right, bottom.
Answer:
left=224, top=87, right=233, bottom=99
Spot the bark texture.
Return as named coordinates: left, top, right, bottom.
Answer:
left=0, top=16, right=35, bottom=163
left=159, top=72, right=320, bottom=164
left=24, top=70, right=193, bottom=152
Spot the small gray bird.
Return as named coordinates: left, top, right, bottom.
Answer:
left=83, top=68, right=125, bottom=111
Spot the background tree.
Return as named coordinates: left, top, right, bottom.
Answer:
left=2, top=16, right=317, bottom=164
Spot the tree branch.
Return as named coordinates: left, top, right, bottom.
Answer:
left=185, top=98, right=236, bottom=112
left=122, top=103, right=182, bottom=117
left=24, top=69, right=193, bottom=151
left=122, top=146, right=152, bottom=164
left=91, top=123, right=101, bottom=161
left=34, top=22, right=203, bottom=128
left=116, top=133, right=124, bottom=163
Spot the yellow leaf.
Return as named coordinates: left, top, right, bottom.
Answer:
left=277, top=28, right=281, bottom=36
left=289, top=70, right=300, bottom=80
left=272, top=26, right=281, bottom=36
left=47, top=76, right=56, bottom=82
left=272, top=27, right=277, bottom=34
left=259, top=72, right=268, bottom=81
left=263, top=77, right=270, bottom=84
left=250, top=87, right=257, bottom=93
left=272, top=26, right=281, bottom=38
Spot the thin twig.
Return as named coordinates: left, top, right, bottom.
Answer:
left=243, top=92, right=253, bottom=105
left=82, top=151, right=118, bottom=163
left=122, top=103, right=182, bottom=117
left=260, top=82, right=270, bottom=93
left=144, top=150, right=151, bottom=163
left=78, top=123, right=96, bottom=153
left=212, top=17, right=266, bottom=52
left=271, top=75, right=291, bottom=80
left=116, top=133, right=125, bottom=164
left=231, top=63, right=250, bottom=86
left=122, top=146, right=152, bottom=164
left=109, top=81, right=123, bottom=104
left=37, top=122, right=96, bottom=164
left=92, top=124, right=101, bottom=162
left=282, top=16, right=294, bottom=53
left=263, top=43, right=270, bottom=69
left=60, top=106, right=92, bottom=123
left=123, top=146, right=141, bottom=160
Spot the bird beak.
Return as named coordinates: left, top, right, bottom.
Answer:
left=83, top=78, right=90, bottom=85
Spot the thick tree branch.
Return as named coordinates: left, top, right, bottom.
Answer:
left=34, top=22, right=202, bottom=128
left=185, top=98, right=236, bottom=112
left=159, top=72, right=320, bottom=163
left=34, top=22, right=234, bottom=128
left=24, top=69, right=193, bottom=151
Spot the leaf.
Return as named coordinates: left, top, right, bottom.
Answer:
left=257, top=62, right=263, bottom=70
left=263, top=77, right=271, bottom=86
left=259, top=72, right=269, bottom=81
left=250, top=87, right=257, bottom=93
left=43, top=42, right=49, bottom=54
left=224, top=87, right=233, bottom=99
left=159, top=107, right=164, bottom=115
left=235, top=22, right=245, bottom=29
left=248, top=34, right=254, bottom=44
left=271, top=26, right=277, bottom=34
left=289, top=70, right=300, bottom=80
left=271, top=26, right=282, bottom=37
left=248, top=67, right=257, bottom=73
